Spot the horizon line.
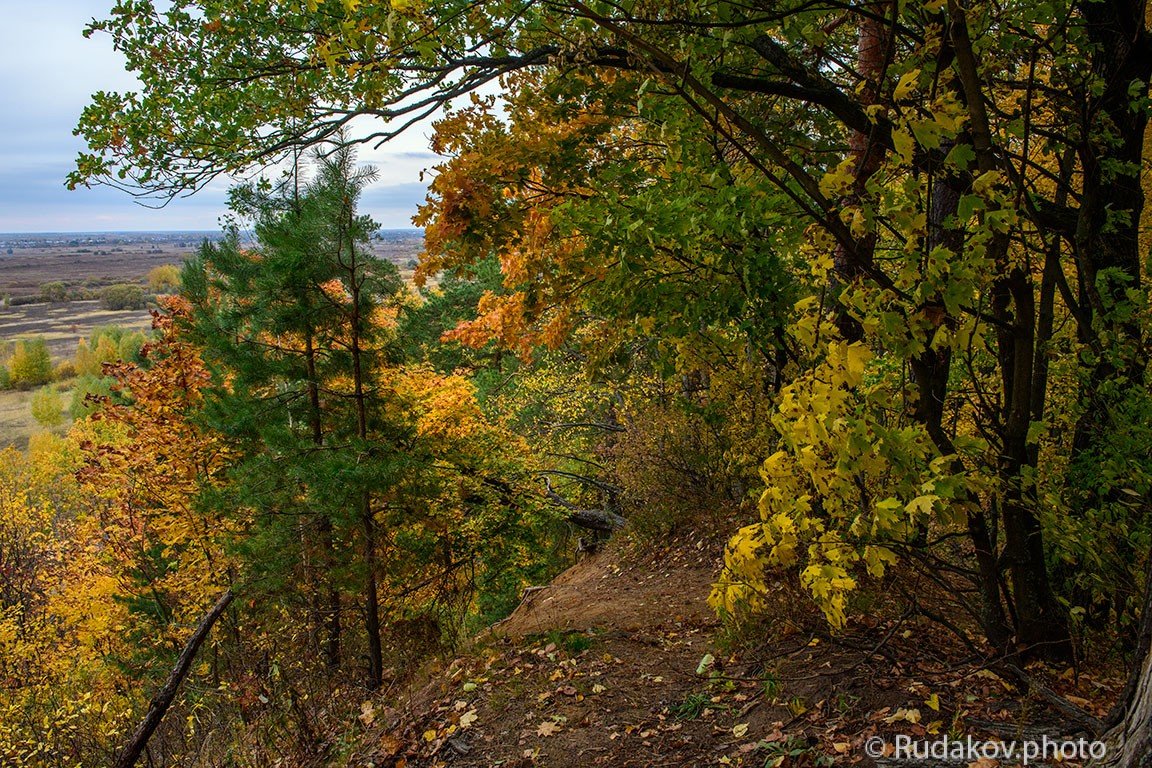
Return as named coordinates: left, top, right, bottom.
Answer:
left=0, top=227, right=425, bottom=236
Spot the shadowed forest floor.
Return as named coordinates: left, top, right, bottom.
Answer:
left=337, top=528, right=1125, bottom=768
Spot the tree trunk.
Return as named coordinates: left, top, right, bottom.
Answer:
left=1099, top=572, right=1152, bottom=768
left=343, top=209, right=383, bottom=690
left=542, top=478, right=627, bottom=531
left=1068, top=0, right=1150, bottom=464
left=830, top=2, right=892, bottom=342
left=1102, top=663, right=1152, bottom=768
left=994, top=268, right=1072, bottom=660
left=114, top=590, right=234, bottom=768
left=361, top=491, right=383, bottom=689
left=948, top=0, right=1072, bottom=660
left=305, top=329, right=341, bottom=669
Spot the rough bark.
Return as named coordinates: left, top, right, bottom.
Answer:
left=1068, top=0, right=1151, bottom=548
left=947, top=0, right=1072, bottom=660
left=114, top=589, right=235, bottom=768
left=1098, top=590, right=1152, bottom=766
left=1101, top=662, right=1152, bottom=768
left=305, top=329, right=341, bottom=669
left=828, top=2, right=892, bottom=342
left=343, top=214, right=383, bottom=690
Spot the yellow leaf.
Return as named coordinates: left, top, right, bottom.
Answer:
left=894, top=69, right=920, bottom=100
left=905, top=495, right=939, bottom=519
left=819, top=158, right=855, bottom=197
left=892, top=127, right=915, bottom=165
left=883, top=707, right=922, bottom=724
left=972, top=170, right=1001, bottom=195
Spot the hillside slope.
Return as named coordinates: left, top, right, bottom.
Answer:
left=343, top=533, right=1121, bottom=768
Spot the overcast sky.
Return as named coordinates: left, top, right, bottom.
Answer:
left=0, top=1, right=436, bottom=233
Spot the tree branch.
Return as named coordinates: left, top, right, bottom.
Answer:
left=114, top=589, right=235, bottom=768
left=542, top=478, right=626, bottom=531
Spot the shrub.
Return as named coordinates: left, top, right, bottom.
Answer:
left=100, top=284, right=148, bottom=311
left=30, top=388, right=64, bottom=428
left=117, top=332, right=146, bottom=364
left=53, top=361, right=77, bottom=381
left=0, top=366, right=10, bottom=390
left=147, top=264, right=182, bottom=294
left=39, top=282, right=69, bottom=303
left=9, top=338, right=53, bottom=389
left=74, top=327, right=148, bottom=376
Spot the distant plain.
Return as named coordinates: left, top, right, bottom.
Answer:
left=0, top=230, right=424, bottom=449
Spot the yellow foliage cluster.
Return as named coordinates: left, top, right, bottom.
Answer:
left=0, top=446, right=136, bottom=766
left=710, top=332, right=977, bottom=627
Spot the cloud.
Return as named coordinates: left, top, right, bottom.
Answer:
left=0, top=153, right=226, bottom=232
left=0, top=1, right=435, bottom=232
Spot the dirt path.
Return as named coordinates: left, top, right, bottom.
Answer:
left=494, top=536, right=719, bottom=638
left=347, top=532, right=1124, bottom=768
left=351, top=534, right=779, bottom=767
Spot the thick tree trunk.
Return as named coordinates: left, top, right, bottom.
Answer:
left=1102, top=663, right=1152, bottom=768
left=1099, top=573, right=1152, bottom=768
left=1069, top=0, right=1150, bottom=460
left=543, top=478, right=627, bottom=531
left=994, top=269, right=1072, bottom=660
left=947, top=0, right=1072, bottom=660
left=114, top=590, right=234, bottom=768
left=830, top=3, right=891, bottom=342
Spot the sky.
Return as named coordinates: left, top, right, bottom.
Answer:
left=0, top=1, right=438, bottom=233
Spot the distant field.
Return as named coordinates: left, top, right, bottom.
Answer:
left=0, top=242, right=196, bottom=300
left=0, top=229, right=424, bottom=300
left=0, top=300, right=153, bottom=361
left=0, top=230, right=425, bottom=449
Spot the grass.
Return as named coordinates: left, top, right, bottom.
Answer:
left=0, top=389, right=39, bottom=450
left=541, top=629, right=597, bottom=655
left=671, top=691, right=713, bottom=721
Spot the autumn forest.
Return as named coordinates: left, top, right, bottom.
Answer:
left=2, top=0, right=1152, bottom=765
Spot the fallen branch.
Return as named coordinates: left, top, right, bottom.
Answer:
left=542, top=478, right=626, bottom=531
left=114, top=589, right=235, bottom=768
left=998, top=662, right=1105, bottom=736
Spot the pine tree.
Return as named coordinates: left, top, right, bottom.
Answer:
left=184, top=146, right=403, bottom=686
